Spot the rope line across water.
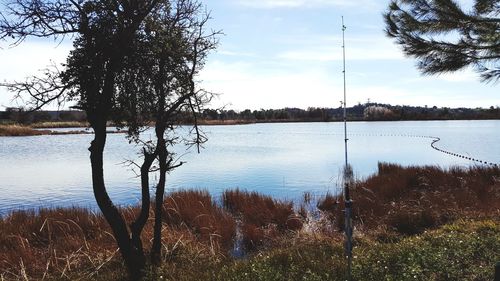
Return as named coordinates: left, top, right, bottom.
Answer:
left=344, top=133, right=499, bottom=167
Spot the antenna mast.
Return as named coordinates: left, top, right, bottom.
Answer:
left=341, top=16, right=353, bottom=281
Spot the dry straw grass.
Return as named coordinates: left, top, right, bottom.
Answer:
left=196, top=119, right=254, bottom=125
left=30, top=121, right=89, bottom=129
left=223, top=189, right=303, bottom=250
left=163, top=190, right=236, bottom=251
left=0, top=207, right=117, bottom=280
left=0, top=125, right=50, bottom=136
left=1, top=165, right=498, bottom=279
left=0, top=191, right=235, bottom=280
left=319, top=163, right=500, bottom=235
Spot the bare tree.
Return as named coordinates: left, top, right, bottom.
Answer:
left=117, top=0, right=220, bottom=264
left=151, top=4, right=218, bottom=265
left=1, top=0, right=218, bottom=278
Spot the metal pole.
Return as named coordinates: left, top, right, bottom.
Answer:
left=342, top=16, right=353, bottom=281
left=495, top=262, right=500, bottom=281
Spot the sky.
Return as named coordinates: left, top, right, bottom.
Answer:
left=0, top=0, right=498, bottom=111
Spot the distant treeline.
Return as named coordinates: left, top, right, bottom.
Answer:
left=1, top=103, right=499, bottom=124
left=0, top=108, right=86, bottom=124
left=199, top=103, right=500, bottom=122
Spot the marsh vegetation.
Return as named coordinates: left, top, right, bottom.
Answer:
left=1, top=164, right=498, bottom=280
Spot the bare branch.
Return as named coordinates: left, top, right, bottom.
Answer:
left=0, top=0, right=80, bottom=44
left=0, top=64, right=76, bottom=112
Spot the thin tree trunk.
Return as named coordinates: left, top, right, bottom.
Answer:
left=151, top=137, right=167, bottom=265
left=151, top=59, right=168, bottom=265
left=130, top=149, right=156, bottom=270
left=89, top=118, right=145, bottom=280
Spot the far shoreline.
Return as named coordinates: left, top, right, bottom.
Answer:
left=1, top=118, right=499, bottom=137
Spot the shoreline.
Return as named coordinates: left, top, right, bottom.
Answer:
left=1, top=118, right=499, bottom=136
left=0, top=163, right=498, bottom=280
left=0, top=124, right=125, bottom=137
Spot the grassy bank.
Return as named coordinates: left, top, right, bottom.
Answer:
left=0, top=124, right=122, bottom=136
left=0, top=164, right=498, bottom=280
left=0, top=122, right=89, bottom=136
left=211, top=219, right=499, bottom=281
left=326, top=163, right=500, bottom=236
left=0, top=125, right=51, bottom=136
left=30, top=121, right=89, bottom=128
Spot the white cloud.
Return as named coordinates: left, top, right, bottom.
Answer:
left=217, top=50, right=258, bottom=58
left=349, top=85, right=416, bottom=106
left=405, top=68, right=479, bottom=83
left=277, top=35, right=404, bottom=61
left=199, top=58, right=498, bottom=111
left=432, top=70, right=478, bottom=83
left=344, top=84, right=496, bottom=109
left=236, top=0, right=377, bottom=9
left=201, top=61, right=429, bottom=110
left=0, top=40, right=72, bottom=109
left=200, top=60, right=342, bottom=110
left=0, top=41, right=71, bottom=81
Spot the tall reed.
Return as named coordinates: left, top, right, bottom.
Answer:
left=318, top=163, right=500, bottom=235
left=0, top=125, right=50, bottom=136
left=223, top=189, right=303, bottom=250
left=163, top=190, right=236, bottom=250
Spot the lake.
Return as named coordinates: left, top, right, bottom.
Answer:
left=0, top=120, right=499, bottom=214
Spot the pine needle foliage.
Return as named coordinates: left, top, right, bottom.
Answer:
left=385, top=0, right=500, bottom=82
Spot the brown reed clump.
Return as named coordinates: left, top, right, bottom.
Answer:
left=30, top=121, right=89, bottom=128
left=0, top=125, right=51, bottom=136
left=0, top=207, right=118, bottom=280
left=2, top=164, right=498, bottom=278
left=163, top=190, right=236, bottom=251
left=0, top=203, right=227, bottom=280
left=317, top=193, right=339, bottom=214
left=196, top=119, right=255, bottom=125
left=316, top=193, right=343, bottom=230
left=320, top=162, right=500, bottom=235
left=222, top=189, right=303, bottom=250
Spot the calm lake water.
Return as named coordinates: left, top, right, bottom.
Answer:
left=0, top=120, right=499, bottom=214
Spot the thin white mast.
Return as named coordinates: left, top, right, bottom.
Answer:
left=341, top=16, right=353, bottom=281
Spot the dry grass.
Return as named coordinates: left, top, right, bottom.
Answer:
left=163, top=190, right=236, bottom=251
left=30, top=121, right=89, bottom=129
left=223, top=189, right=300, bottom=230
left=317, top=193, right=339, bottom=214
left=0, top=197, right=232, bottom=280
left=0, top=124, right=123, bottom=137
left=319, top=163, right=500, bottom=235
left=1, top=165, right=499, bottom=279
left=223, top=189, right=303, bottom=250
left=0, top=125, right=50, bottom=136
left=196, top=119, right=255, bottom=126
left=0, top=207, right=117, bottom=280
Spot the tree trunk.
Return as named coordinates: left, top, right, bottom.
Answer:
left=130, top=149, right=156, bottom=263
left=151, top=137, right=167, bottom=265
left=89, top=119, right=145, bottom=280
left=151, top=59, right=168, bottom=265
